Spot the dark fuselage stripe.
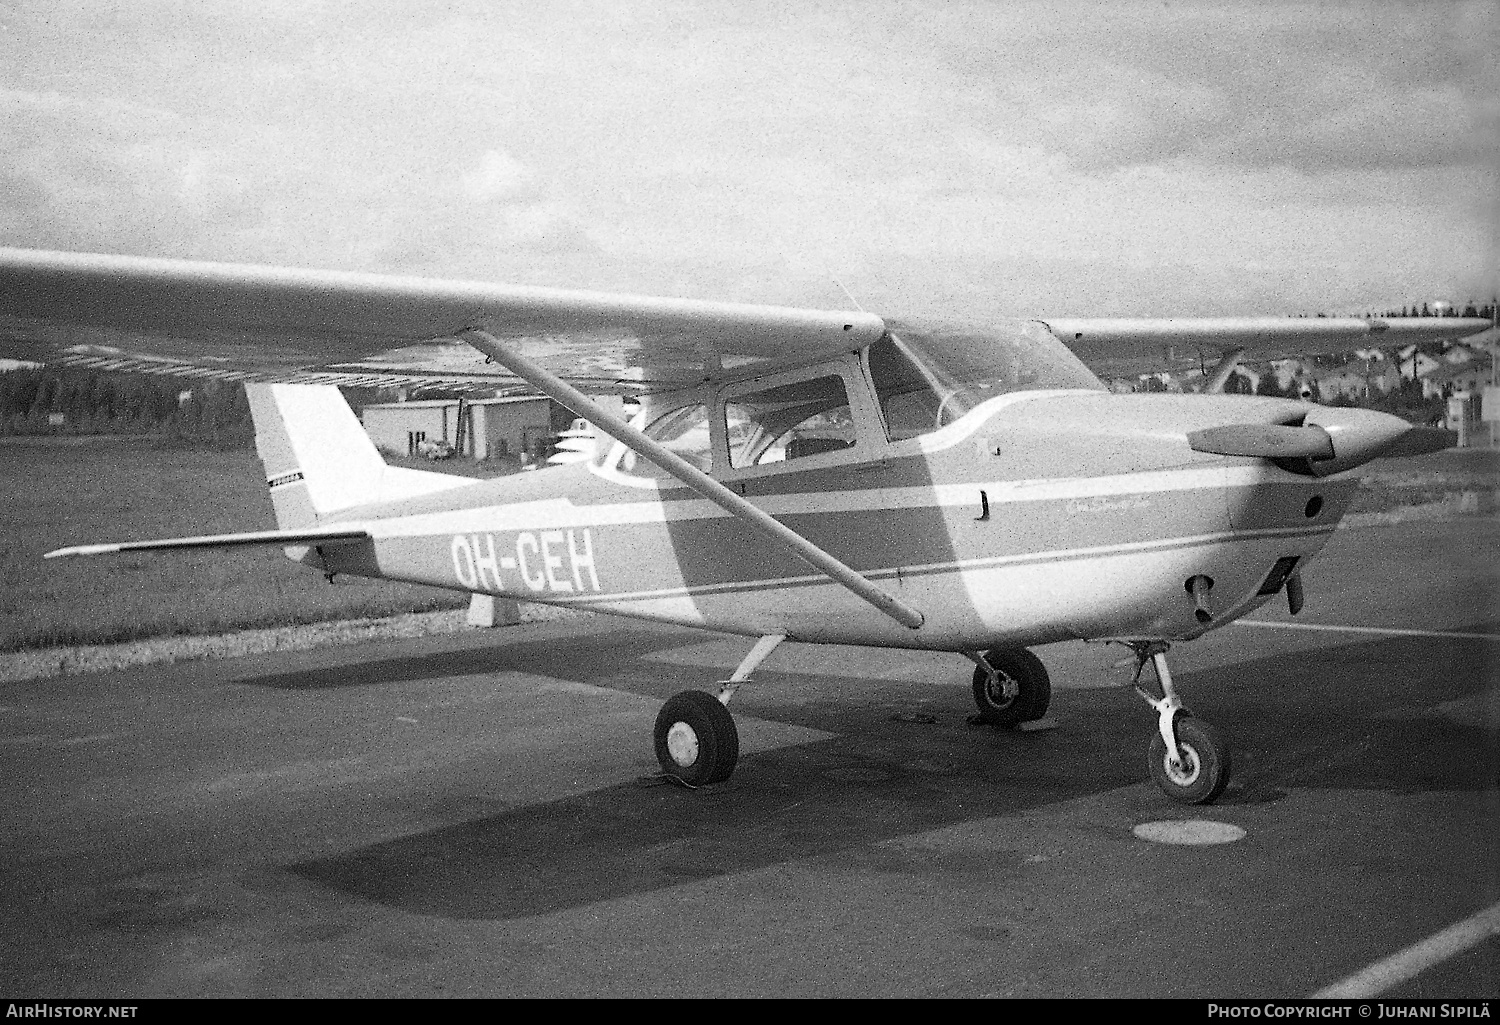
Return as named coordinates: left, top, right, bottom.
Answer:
left=561, top=524, right=1336, bottom=605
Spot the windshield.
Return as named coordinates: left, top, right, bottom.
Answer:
left=869, top=319, right=1103, bottom=440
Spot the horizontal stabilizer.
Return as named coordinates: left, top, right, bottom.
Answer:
left=45, top=526, right=371, bottom=559
left=1187, top=424, right=1336, bottom=460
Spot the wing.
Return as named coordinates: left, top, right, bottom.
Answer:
left=1042, top=317, right=1493, bottom=380
left=3, top=248, right=1489, bottom=391
left=0, top=248, right=885, bottom=392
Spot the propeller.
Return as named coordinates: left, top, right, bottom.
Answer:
left=1186, top=423, right=1333, bottom=459
left=1188, top=407, right=1441, bottom=476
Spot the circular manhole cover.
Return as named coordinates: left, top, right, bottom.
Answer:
left=1132, top=820, right=1246, bottom=845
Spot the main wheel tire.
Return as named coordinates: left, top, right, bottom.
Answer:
left=1147, top=715, right=1231, bottom=805
left=653, top=690, right=740, bottom=786
left=971, top=648, right=1051, bottom=727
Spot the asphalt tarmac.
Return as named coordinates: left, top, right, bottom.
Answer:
left=2, top=518, right=1496, bottom=998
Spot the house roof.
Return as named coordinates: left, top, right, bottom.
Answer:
left=1421, top=357, right=1494, bottom=384
left=1458, top=325, right=1500, bottom=346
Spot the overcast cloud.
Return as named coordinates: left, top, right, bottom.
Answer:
left=1, top=0, right=1494, bottom=319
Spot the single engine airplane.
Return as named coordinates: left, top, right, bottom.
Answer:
left=1, top=247, right=1489, bottom=803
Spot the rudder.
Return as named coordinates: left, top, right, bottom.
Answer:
left=248, top=383, right=474, bottom=529
left=248, top=384, right=390, bottom=527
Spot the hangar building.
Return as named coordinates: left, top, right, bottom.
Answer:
left=361, top=395, right=560, bottom=459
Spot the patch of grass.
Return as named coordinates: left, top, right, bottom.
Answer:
left=1350, top=448, right=1500, bottom=513
left=0, top=439, right=469, bottom=652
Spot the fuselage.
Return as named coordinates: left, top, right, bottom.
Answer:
left=307, top=389, right=1353, bottom=653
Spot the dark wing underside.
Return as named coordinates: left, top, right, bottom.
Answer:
left=0, top=249, right=885, bottom=393
left=1, top=248, right=1490, bottom=392
left=1040, top=317, right=1494, bottom=380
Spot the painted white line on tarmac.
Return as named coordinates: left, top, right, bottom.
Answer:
left=1312, top=901, right=1500, bottom=998
left=1234, top=620, right=1500, bottom=642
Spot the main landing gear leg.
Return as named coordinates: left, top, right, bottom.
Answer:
left=1122, top=641, right=1231, bottom=805
left=966, top=647, right=1051, bottom=727
left=653, top=634, right=785, bottom=787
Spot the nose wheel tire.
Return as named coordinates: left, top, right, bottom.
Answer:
left=971, top=647, right=1051, bottom=727
left=654, top=690, right=740, bottom=786
left=1147, top=716, right=1230, bottom=804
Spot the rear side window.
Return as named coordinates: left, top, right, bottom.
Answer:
left=724, top=375, right=856, bottom=469
left=629, top=402, right=713, bottom=475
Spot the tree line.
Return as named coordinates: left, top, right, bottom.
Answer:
left=0, top=368, right=404, bottom=447
left=0, top=368, right=255, bottom=447
left=1304, top=301, right=1498, bottom=320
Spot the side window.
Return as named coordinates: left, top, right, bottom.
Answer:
left=725, top=375, right=856, bottom=469
left=867, top=334, right=942, bottom=441
left=633, top=403, right=713, bottom=475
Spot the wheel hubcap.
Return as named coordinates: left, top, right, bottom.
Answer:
left=665, top=721, right=700, bottom=767
left=986, top=674, right=1018, bottom=708
left=1165, top=742, right=1201, bottom=786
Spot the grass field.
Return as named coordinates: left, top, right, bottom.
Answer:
left=1, top=436, right=1495, bottom=655
left=1347, top=447, right=1500, bottom=512
left=0, top=437, right=482, bottom=652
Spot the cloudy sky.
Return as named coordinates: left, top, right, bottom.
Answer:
left=2, top=0, right=1495, bottom=320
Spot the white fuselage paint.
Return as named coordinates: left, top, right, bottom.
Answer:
left=321, top=459, right=1344, bottom=651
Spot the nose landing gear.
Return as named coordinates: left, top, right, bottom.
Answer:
left=1121, top=641, right=1231, bottom=804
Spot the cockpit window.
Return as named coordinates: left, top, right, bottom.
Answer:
left=868, top=320, right=1103, bottom=440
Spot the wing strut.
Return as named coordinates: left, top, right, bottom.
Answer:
left=458, top=329, right=925, bottom=630
left=1200, top=346, right=1246, bottom=394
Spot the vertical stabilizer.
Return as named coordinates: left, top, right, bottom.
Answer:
left=247, top=384, right=470, bottom=528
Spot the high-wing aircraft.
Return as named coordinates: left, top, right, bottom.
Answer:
left=1, top=247, right=1490, bottom=803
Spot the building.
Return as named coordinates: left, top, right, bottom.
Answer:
left=1312, top=362, right=1402, bottom=401
left=361, top=395, right=560, bottom=460
left=1267, top=359, right=1315, bottom=395
left=1313, top=367, right=1371, bottom=402
left=1422, top=357, right=1495, bottom=401
left=1397, top=349, right=1445, bottom=380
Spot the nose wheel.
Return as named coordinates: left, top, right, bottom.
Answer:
left=1122, top=641, right=1231, bottom=804
left=1147, top=715, right=1229, bottom=804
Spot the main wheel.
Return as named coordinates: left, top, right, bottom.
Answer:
left=653, top=690, right=740, bottom=786
left=971, top=648, right=1051, bottom=727
left=1147, top=715, right=1231, bottom=804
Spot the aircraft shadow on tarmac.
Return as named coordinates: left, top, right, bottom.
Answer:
left=238, top=626, right=685, bottom=692
left=286, top=626, right=1497, bottom=921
